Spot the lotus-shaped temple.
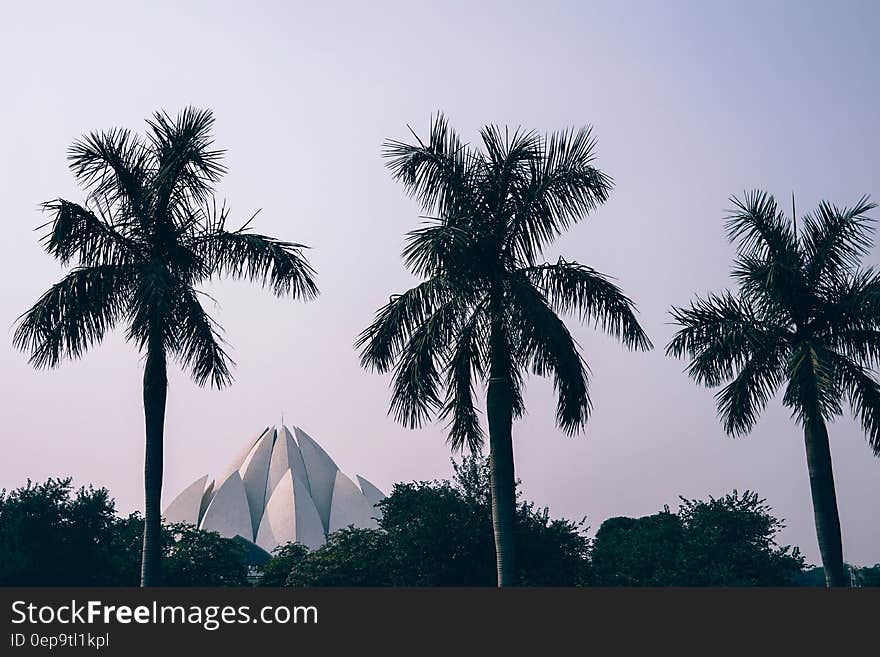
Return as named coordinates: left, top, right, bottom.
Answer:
left=162, top=425, right=385, bottom=552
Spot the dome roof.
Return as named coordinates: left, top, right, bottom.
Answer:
left=162, top=425, right=384, bottom=552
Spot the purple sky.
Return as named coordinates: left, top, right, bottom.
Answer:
left=1, top=1, right=878, bottom=566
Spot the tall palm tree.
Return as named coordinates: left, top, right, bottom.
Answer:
left=13, top=108, right=318, bottom=586
left=356, top=115, right=652, bottom=586
left=667, top=190, right=880, bottom=587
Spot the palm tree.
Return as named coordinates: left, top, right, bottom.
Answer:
left=356, top=115, right=652, bottom=586
left=667, top=190, right=880, bottom=587
left=13, top=108, right=318, bottom=586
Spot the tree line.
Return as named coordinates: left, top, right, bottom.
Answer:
left=13, top=108, right=880, bottom=587
left=10, top=460, right=871, bottom=587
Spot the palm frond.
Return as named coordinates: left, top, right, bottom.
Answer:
left=522, top=259, right=652, bottom=350
left=171, top=288, right=233, bottom=389
left=726, top=190, right=801, bottom=261
left=508, top=278, right=590, bottom=434
left=830, top=352, right=880, bottom=454
left=402, top=220, right=483, bottom=282
left=668, top=292, right=787, bottom=386
left=356, top=277, right=456, bottom=373
left=389, top=299, right=463, bottom=429
left=715, top=345, right=785, bottom=437
left=782, top=342, right=842, bottom=424
left=125, top=264, right=178, bottom=352
left=382, top=113, right=477, bottom=219
left=825, top=329, right=880, bottom=369
left=803, top=195, right=876, bottom=283
left=198, top=207, right=318, bottom=299
left=812, top=268, right=880, bottom=335
left=505, top=127, right=612, bottom=264
left=67, top=127, right=152, bottom=211
left=13, top=265, right=134, bottom=368
left=39, top=199, right=140, bottom=267
left=440, top=305, right=487, bottom=452
left=480, top=124, right=540, bottom=206
left=148, top=107, right=227, bottom=211
left=731, top=253, right=808, bottom=325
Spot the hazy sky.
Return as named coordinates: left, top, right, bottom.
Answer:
left=1, top=1, right=878, bottom=566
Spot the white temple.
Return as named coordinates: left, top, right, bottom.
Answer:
left=162, top=425, right=385, bottom=553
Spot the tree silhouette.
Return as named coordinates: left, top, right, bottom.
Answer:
left=14, top=107, right=318, bottom=585
left=667, top=191, right=880, bottom=586
left=357, top=114, right=651, bottom=586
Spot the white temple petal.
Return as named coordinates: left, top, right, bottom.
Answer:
left=162, top=474, right=208, bottom=526
left=254, top=476, right=285, bottom=552
left=293, top=426, right=339, bottom=534
left=329, top=470, right=379, bottom=533
left=356, top=475, right=386, bottom=509
left=215, top=427, right=269, bottom=489
left=199, top=471, right=253, bottom=541
left=264, top=428, right=297, bottom=503
left=278, top=425, right=310, bottom=494
left=290, top=475, right=326, bottom=549
left=256, top=470, right=325, bottom=551
left=239, top=429, right=277, bottom=539
left=198, top=479, right=214, bottom=525
left=238, top=427, right=269, bottom=475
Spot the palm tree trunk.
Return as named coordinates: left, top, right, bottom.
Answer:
left=487, top=304, right=517, bottom=587
left=804, top=416, right=848, bottom=587
left=140, top=339, right=167, bottom=586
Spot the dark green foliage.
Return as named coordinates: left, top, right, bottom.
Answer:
left=116, top=516, right=250, bottom=586
left=2, top=475, right=817, bottom=587
left=377, top=481, right=496, bottom=585
left=285, top=529, right=392, bottom=587
left=163, top=524, right=249, bottom=586
left=591, top=513, right=684, bottom=586
left=108, top=513, right=153, bottom=585
left=0, top=479, right=251, bottom=586
left=0, top=478, right=120, bottom=585
left=259, top=543, right=309, bottom=586
left=516, top=501, right=592, bottom=586
left=591, top=491, right=805, bottom=586
left=675, top=492, right=803, bottom=585
left=272, top=455, right=591, bottom=587
left=381, top=456, right=590, bottom=586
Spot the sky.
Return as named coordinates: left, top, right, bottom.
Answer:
left=1, top=0, right=878, bottom=566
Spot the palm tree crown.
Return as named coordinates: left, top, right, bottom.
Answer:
left=357, top=114, right=652, bottom=451
left=14, top=107, right=318, bottom=383
left=667, top=191, right=880, bottom=446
